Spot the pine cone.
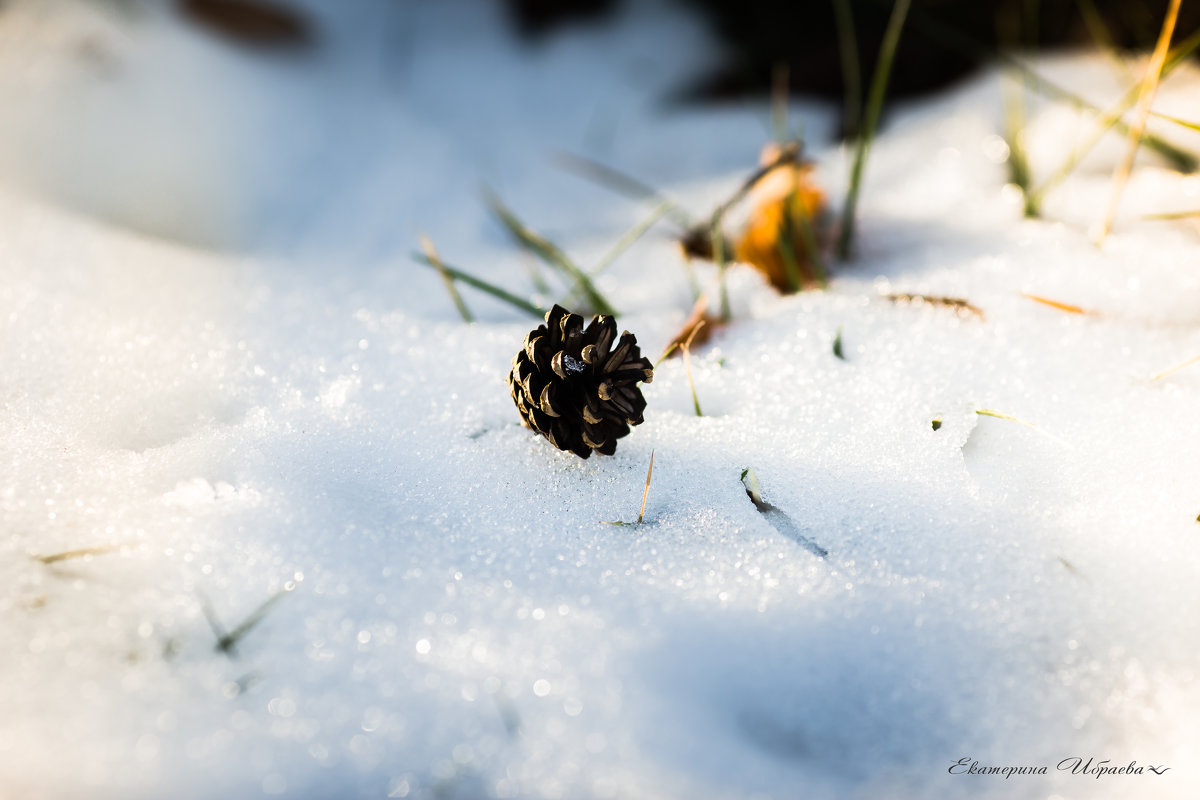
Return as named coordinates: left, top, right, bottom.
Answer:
left=508, top=305, right=653, bottom=458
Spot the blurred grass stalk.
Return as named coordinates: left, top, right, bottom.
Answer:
left=837, top=0, right=913, bottom=260
left=1096, top=0, right=1182, bottom=243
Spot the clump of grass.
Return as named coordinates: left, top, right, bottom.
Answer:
left=837, top=0, right=913, bottom=259
left=895, top=1, right=1199, bottom=172
left=1096, top=0, right=1182, bottom=244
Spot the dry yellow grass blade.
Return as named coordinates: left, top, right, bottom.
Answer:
left=1095, top=0, right=1182, bottom=244
left=1151, top=353, right=1200, bottom=381
left=1021, top=293, right=1097, bottom=315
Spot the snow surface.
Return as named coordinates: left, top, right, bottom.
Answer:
left=2, top=1, right=1200, bottom=799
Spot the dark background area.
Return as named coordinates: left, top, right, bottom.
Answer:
left=507, top=0, right=1198, bottom=134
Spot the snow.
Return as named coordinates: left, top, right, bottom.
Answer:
left=2, top=1, right=1200, bottom=799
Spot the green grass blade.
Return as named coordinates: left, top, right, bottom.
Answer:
left=412, top=253, right=546, bottom=318
left=1150, top=109, right=1200, bottom=133
left=552, top=151, right=694, bottom=229
left=837, top=0, right=913, bottom=260
left=712, top=222, right=731, bottom=323
left=590, top=200, right=676, bottom=276
left=485, top=190, right=618, bottom=316
left=1142, top=209, right=1200, bottom=220
left=420, top=236, right=473, bottom=323
left=831, top=0, right=863, bottom=139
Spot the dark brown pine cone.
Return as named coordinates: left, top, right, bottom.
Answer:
left=508, top=305, right=653, bottom=458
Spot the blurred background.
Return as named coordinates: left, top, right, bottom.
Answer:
left=0, top=0, right=1192, bottom=260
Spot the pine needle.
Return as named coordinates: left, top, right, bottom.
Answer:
left=420, top=235, right=473, bottom=322
left=1096, top=0, right=1182, bottom=244
left=885, top=293, right=984, bottom=319
left=412, top=253, right=546, bottom=318
left=837, top=0, right=913, bottom=259
left=638, top=449, right=654, bottom=525
left=1151, top=352, right=1200, bottom=381
left=1022, top=293, right=1096, bottom=315
left=682, top=320, right=705, bottom=417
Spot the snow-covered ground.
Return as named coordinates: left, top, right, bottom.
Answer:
left=2, top=1, right=1199, bottom=798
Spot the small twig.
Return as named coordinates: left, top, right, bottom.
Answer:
left=1151, top=352, right=1200, bottom=381
left=1096, top=0, right=1182, bottom=244
left=420, top=235, right=473, bottom=322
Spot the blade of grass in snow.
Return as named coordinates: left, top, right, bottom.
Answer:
left=34, top=545, right=121, bottom=564
left=589, top=200, right=676, bottom=276
left=552, top=151, right=694, bottom=229
left=831, top=0, right=862, bottom=139
left=837, top=0, right=913, bottom=259
left=1096, top=0, right=1182, bottom=244
left=712, top=223, right=731, bottom=323
left=739, top=467, right=828, bottom=557
left=1142, top=209, right=1200, bottom=220
left=682, top=321, right=705, bottom=417
left=1149, top=109, right=1200, bottom=133
left=893, top=1, right=1200, bottom=172
left=412, top=253, right=546, bottom=318
left=485, top=190, right=618, bottom=316
left=999, top=5, right=1038, bottom=216
left=1151, top=353, right=1200, bottom=381
left=205, top=589, right=290, bottom=655
left=975, top=408, right=1065, bottom=444
left=420, top=235, right=473, bottom=323
left=1022, top=293, right=1096, bottom=315
left=638, top=449, right=654, bottom=524
left=833, top=325, right=845, bottom=360
left=1076, top=0, right=1136, bottom=81
left=600, top=450, right=653, bottom=528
